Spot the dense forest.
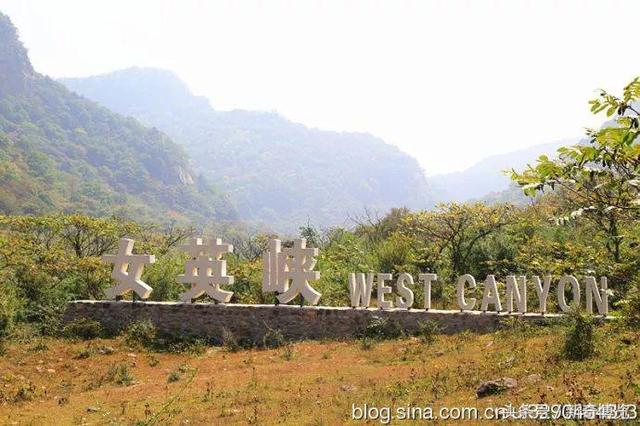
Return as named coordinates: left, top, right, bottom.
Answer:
left=3, top=72, right=640, bottom=336
left=0, top=13, right=235, bottom=225
left=0, top=9, right=639, bottom=341
left=61, top=68, right=434, bottom=231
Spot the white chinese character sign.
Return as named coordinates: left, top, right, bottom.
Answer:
left=100, top=237, right=611, bottom=315
left=102, top=238, right=155, bottom=300
left=262, top=238, right=322, bottom=305
left=178, top=237, right=234, bottom=303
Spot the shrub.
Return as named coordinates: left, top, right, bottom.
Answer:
left=155, top=333, right=207, bottom=354
left=222, top=328, right=240, bottom=352
left=124, top=322, right=209, bottom=354
left=162, top=335, right=207, bottom=355
left=0, top=289, right=19, bottom=340
left=106, top=363, right=134, bottom=386
left=124, top=319, right=157, bottom=348
left=73, top=348, right=92, bottom=359
left=416, top=320, right=440, bottom=344
left=499, top=316, right=536, bottom=335
left=364, top=316, right=402, bottom=340
left=360, top=336, right=375, bottom=351
left=562, top=309, right=596, bottom=361
left=263, top=328, right=286, bottom=349
left=281, top=343, right=295, bottom=360
left=167, top=369, right=181, bottom=383
left=620, top=286, right=640, bottom=328
left=62, top=318, right=103, bottom=340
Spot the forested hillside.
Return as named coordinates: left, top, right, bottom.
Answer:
left=61, top=68, right=434, bottom=230
left=0, top=13, right=235, bottom=223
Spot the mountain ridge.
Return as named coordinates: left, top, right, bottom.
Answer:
left=429, top=140, right=576, bottom=203
left=61, top=67, right=434, bottom=231
left=0, top=12, right=236, bottom=223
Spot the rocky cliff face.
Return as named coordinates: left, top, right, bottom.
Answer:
left=0, top=13, right=35, bottom=95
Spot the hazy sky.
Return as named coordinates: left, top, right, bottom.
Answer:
left=2, top=0, right=639, bottom=175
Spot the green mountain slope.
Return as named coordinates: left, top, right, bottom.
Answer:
left=0, top=13, right=235, bottom=223
left=60, top=68, right=433, bottom=230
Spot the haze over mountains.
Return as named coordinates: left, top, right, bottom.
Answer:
left=1, top=9, right=572, bottom=231
left=429, top=141, right=574, bottom=203
left=0, top=12, right=235, bottom=223
left=61, top=68, right=434, bottom=230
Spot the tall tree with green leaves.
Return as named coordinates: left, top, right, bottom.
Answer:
left=511, top=78, right=640, bottom=262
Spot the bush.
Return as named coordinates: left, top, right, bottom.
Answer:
left=416, top=320, right=440, bottom=344
left=499, top=316, right=535, bottom=335
left=562, top=309, right=596, bottom=361
left=222, top=328, right=240, bottom=352
left=0, top=305, right=13, bottom=340
left=0, top=290, right=18, bottom=340
left=620, top=286, right=640, bottom=328
left=158, top=335, right=207, bottom=354
left=360, top=336, right=375, bottom=351
left=167, top=369, right=181, bottom=383
left=363, top=316, right=402, bottom=340
left=106, top=363, right=134, bottom=386
left=281, top=343, right=295, bottom=360
left=124, top=321, right=208, bottom=354
left=263, top=328, right=286, bottom=349
left=62, top=318, right=103, bottom=340
left=124, top=319, right=157, bottom=348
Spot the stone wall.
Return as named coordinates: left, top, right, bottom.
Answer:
left=63, top=301, right=567, bottom=344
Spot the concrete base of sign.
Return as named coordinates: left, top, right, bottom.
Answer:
left=63, top=301, right=608, bottom=344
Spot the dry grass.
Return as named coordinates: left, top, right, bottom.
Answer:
left=0, top=323, right=639, bottom=425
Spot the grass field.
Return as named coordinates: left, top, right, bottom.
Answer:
left=0, top=322, right=638, bottom=425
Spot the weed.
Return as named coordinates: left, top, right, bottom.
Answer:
left=222, top=328, right=240, bottom=352
left=124, top=320, right=156, bottom=349
left=167, top=369, right=181, bottom=383
left=161, top=335, right=207, bottom=354
left=364, top=316, right=403, bottom=340
left=620, top=286, right=640, bottom=328
left=13, top=382, right=36, bottom=402
left=28, top=341, right=49, bottom=352
left=62, top=319, right=103, bottom=340
left=562, top=309, right=596, bottom=361
left=74, top=348, right=92, bottom=359
left=360, top=336, right=375, bottom=351
left=281, top=343, right=295, bottom=360
left=147, top=356, right=160, bottom=367
left=203, top=381, right=213, bottom=402
left=105, top=363, right=134, bottom=386
left=97, top=345, right=115, bottom=355
left=263, top=328, right=286, bottom=349
left=416, top=320, right=440, bottom=344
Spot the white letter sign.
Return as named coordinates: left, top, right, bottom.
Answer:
left=457, top=274, right=476, bottom=311
left=102, top=238, right=155, bottom=300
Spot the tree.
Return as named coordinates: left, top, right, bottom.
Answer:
left=401, top=203, right=514, bottom=280
left=511, top=78, right=640, bottom=262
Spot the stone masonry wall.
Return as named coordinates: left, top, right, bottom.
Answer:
left=63, top=301, right=564, bottom=344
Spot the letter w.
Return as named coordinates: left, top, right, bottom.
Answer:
left=348, top=273, right=374, bottom=307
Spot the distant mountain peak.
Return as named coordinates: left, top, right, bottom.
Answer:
left=0, top=13, right=236, bottom=223
left=60, top=67, right=211, bottom=116
left=429, top=140, right=575, bottom=203
left=0, top=12, right=35, bottom=94
left=61, top=68, right=434, bottom=230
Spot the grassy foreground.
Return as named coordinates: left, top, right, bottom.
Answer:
left=0, top=323, right=638, bottom=425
